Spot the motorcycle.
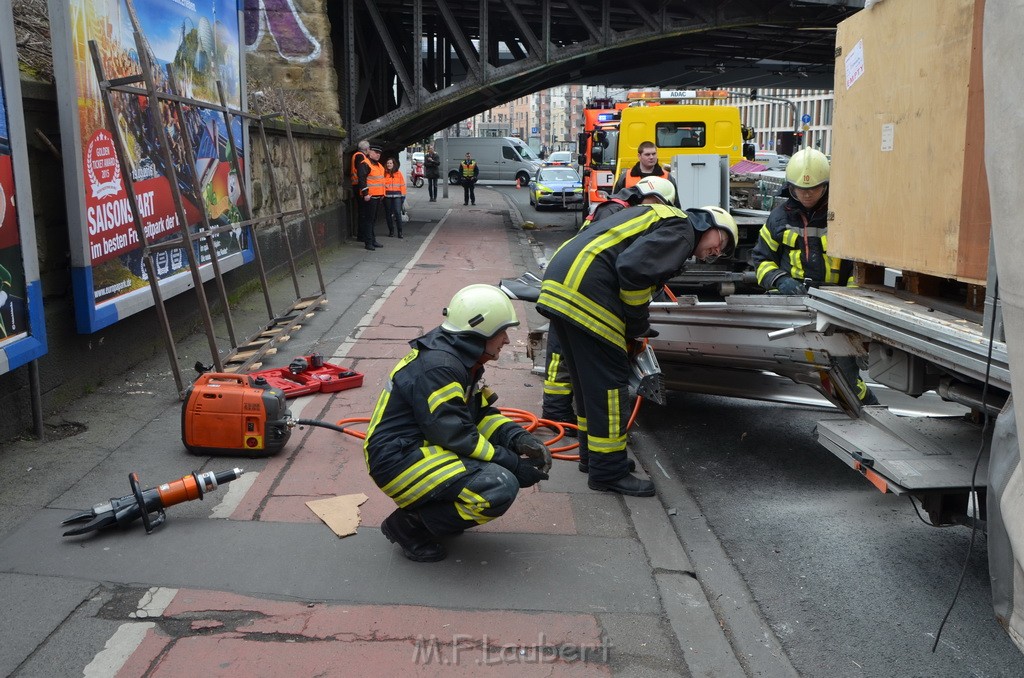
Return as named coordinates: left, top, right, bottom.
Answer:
left=410, top=161, right=425, bottom=188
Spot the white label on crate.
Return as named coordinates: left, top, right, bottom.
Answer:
left=845, top=39, right=865, bottom=89
left=881, top=123, right=895, bottom=152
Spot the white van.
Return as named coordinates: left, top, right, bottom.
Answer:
left=753, top=152, right=789, bottom=171
left=435, top=137, right=542, bottom=185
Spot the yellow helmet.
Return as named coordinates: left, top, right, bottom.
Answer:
left=442, top=284, right=520, bottom=338
left=694, top=205, right=739, bottom=258
left=785, top=148, right=830, bottom=189
left=635, top=176, right=677, bottom=206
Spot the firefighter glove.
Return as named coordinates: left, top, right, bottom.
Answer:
left=512, top=457, right=549, bottom=488
left=776, top=276, right=807, bottom=295
left=515, top=433, right=552, bottom=473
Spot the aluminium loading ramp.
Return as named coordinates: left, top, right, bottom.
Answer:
left=816, top=407, right=986, bottom=495
left=806, top=286, right=1004, bottom=496
left=647, top=291, right=991, bottom=497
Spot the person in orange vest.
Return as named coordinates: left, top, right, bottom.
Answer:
left=612, top=140, right=671, bottom=193
left=382, top=157, right=407, bottom=239
left=349, top=139, right=370, bottom=188
left=460, top=152, right=479, bottom=205
left=356, top=143, right=386, bottom=250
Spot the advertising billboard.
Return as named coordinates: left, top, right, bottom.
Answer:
left=49, top=0, right=252, bottom=333
left=0, top=4, right=47, bottom=374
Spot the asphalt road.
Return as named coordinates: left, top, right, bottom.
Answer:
left=493, top=184, right=1024, bottom=677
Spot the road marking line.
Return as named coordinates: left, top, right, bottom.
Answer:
left=83, top=622, right=155, bottom=678
left=210, top=471, right=258, bottom=519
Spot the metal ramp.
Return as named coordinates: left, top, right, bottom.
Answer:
left=816, top=406, right=986, bottom=495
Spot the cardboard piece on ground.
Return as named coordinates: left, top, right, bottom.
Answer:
left=305, top=493, right=369, bottom=537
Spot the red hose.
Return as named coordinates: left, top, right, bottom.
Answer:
left=330, top=399, right=645, bottom=464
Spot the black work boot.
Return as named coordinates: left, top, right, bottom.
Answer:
left=588, top=473, right=655, bottom=497
left=380, top=509, right=446, bottom=562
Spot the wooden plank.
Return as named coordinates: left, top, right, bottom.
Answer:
left=830, top=0, right=989, bottom=284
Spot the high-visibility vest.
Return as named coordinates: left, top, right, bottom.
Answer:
left=461, top=160, right=477, bottom=178
left=350, top=151, right=366, bottom=186
left=621, top=167, right=670, bottom=189
left=384, top=171, right=407, bottom=197
left=362, top=158, right=386, bottom=197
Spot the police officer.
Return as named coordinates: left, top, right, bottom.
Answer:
left=537, top=184, right=738, bottom=497
left=460, top=152, right=479, bottom=205
left=365, top=284, right=552, bottom=562
left=751, top=147, right=878, bottom=405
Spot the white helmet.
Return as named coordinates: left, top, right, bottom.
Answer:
left=698, top=205, right=738, bottom=258
left=442, top=284, right=519, bottom=338
left=635, top=176, right=677, bottom=206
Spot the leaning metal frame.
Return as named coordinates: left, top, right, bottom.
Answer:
left=89, top=31, right=326, bottom=396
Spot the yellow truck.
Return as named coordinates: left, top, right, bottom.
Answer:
left=612, top=97, right=747, bottom=188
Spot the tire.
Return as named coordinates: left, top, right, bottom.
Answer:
left=448, top=170, right=461, bottom=185
left=413, top=177, right=424, bottom=188
left=515, top=171, right=531, bottom=187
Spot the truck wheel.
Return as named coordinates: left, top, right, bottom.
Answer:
left=413, top=177, right=424, bottom=188
left=516, top=171, right=531, bottom=187
left=448, top=170, right=461, bottom=185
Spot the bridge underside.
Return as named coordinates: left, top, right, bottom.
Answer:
left=328, top=0, right=862, bottom=148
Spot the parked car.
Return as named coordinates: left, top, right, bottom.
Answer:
left=528, top=166, right=584, bottom=210
left=543, top=150, right=574, bottom=166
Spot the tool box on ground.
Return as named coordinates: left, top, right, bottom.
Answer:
left=181, top=373, right=292, bottom=456
left=246, top=353, right=364, bottom=398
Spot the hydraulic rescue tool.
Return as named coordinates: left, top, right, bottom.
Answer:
left=61, top=468, right=244, bottom=536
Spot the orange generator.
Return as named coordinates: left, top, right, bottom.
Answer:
left=182, top=373, right=292, bottom=456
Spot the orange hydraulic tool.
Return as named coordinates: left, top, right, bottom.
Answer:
left=61, top=468, right=243, bottom=536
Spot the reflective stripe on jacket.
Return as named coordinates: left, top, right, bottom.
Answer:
left=461, top=161, right=478, bottom=178
left=537, top=203, right=697, bottom=350
left=385, top=171, right=407, bottom=197
left=364, top=328, right=525, bottom=507
left=359, top=157, right=386, bottom=197
left=750, top=191, right=852, bottom=290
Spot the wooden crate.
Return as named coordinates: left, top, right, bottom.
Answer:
left=830, top=0, right=990, bottom=285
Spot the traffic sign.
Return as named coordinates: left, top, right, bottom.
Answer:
left=531, top=127, right=539, bottom=134
left=801, top=113, right=812, bottom=124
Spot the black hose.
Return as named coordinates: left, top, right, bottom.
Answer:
left=294, top=418, right=351, bottom=434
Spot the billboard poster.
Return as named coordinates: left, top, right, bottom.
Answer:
left=0, top=8, right=47, bottom=374
left=50, top=0, right=252, bottom=333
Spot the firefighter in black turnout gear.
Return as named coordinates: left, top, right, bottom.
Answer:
left=365, top=284, right=552, bottom=562
left=543, top=178, right=672, bottom=427
left=751, top=148, right=878, bottom=405
left=537, top=181, right=738, bottom=497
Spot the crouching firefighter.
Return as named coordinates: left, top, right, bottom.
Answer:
left=364, top=284, right=553, bottom=562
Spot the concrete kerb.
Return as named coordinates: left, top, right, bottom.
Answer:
left=631, top=427, right=800, bottom=678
